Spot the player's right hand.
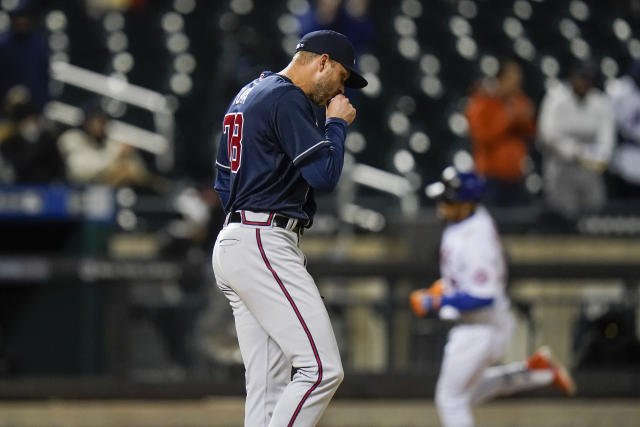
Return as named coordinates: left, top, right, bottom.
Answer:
left=327, top=94, right=356, bottom=125
left=409, top=288, right=441, bottom=317
left=428, top=279, right=444, bottom=297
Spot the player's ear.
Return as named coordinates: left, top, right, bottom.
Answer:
left=318, top=54, right=330, bottom=71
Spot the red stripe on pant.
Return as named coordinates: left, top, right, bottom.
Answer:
left=255, top=229, right=323, bottom=427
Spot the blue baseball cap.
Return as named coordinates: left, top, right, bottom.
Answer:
left=295, top=30, right=368, bottom=89
left=426, top=167, right=486, bottom=202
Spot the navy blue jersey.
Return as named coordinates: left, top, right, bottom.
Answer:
left=214, top=71, right=346, bottom=226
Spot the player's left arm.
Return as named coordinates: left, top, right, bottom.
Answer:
left=434, top=291, right=494, bottom=312
left=410, top=287, right=494, bottom=317
left=214, top=129, right=232, bottom=208
left=298, top=117, right=346, bottom=191
left=214, top=167, right=231, bottom=208
left=592, top=95, right=615, bottom=164
left=410, top=240, right=502, bottom=317
left=274, top=89, right=348, bottom=191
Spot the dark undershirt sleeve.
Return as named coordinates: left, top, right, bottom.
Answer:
left=298, top=118, right=347, bottom=191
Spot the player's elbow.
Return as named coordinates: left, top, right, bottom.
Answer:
left=317, top=181, right=339, bottom=192
left=310, top=176, right=340, bottom=192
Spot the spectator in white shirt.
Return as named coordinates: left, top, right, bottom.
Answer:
left=606, top=60, right=640, bottom=198
left=58, top=104, right=167, bottom=192
left=537, top=62, right=615, bottom=220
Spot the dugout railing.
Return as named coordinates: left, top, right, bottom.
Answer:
left=0, top=249, right=638, bottom=399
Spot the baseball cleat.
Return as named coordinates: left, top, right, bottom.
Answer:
left=526, top=346, right=576, bottom=396
left=551, top=358, right=577, bottom=396
left=526, top=346, right=552, bottom=370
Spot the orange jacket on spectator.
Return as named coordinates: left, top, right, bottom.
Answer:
left=465, top=84, right=536, bottom=182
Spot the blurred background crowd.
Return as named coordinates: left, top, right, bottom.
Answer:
left=0, top=0, right=639, bottom=406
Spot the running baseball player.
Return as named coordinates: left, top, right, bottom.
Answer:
left=410, top=167, right=575, bottom=427
left=212, top=30, right=366, bottom=427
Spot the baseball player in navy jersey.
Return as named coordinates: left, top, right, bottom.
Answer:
left=410, top=167, right=576, bottom=427
left=212, top=30, right=366, bottom=426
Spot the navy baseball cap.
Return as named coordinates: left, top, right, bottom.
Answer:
left=426, top=167, right=486, bottom=202
left=295, top=30, right=368, bottom=89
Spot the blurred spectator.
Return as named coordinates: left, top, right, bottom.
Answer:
left=606, top=60, right=640, bottom=198
left=84, top=0, right=149, bottom=16
left=0, top=1, right=49, bottom=111
left=298, top=0, right=374, bottom=56
left=57, top=103, right=168, bottom=192
left=298, top=0, right=341, bottom=33
left=297, top=0, right=373, bottom=113
left=0, top=86, right=63, bottom=183
left=537, top=62, right=615, bottom=220
left=465, top=59, right=536, bottom=206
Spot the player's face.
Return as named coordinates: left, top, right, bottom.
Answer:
left=570, top=74, right=592, bottom=98
left=437, top=201, right=475, bottom=222
left=85, top=113, right=107, bottom=140
left=310, top=59, right=349, bottom=107
left=498, top=63, right=522, bottom=96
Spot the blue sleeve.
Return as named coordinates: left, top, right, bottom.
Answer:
left=214, top=130, right=231, bottom=209
left=441, top=292, right=494, bottom=311
left=298, top=118, right=347, bottom=191
left=214, top=166, right=230, bottom=209
left=274, top=88, right=329, bottom=166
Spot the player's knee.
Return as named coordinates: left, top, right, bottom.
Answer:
left=435, top=385, right=466, bottom=410
left=329, top=363, right=344, bottom=387
left=320, top=364, right=343, bottom=395
left=293, top=358, right=343, bottom=391
left=318, top=361, right=344, bottom=391
left=436, top=393, right=469, bottom=415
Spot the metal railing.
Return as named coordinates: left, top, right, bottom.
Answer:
left=49, top=61, right=175, bottom=171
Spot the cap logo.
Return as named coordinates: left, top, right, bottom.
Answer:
left=296, top=42, right=304, bottom=49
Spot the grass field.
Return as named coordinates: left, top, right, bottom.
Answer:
left=0, top=398, right=638, bottom=427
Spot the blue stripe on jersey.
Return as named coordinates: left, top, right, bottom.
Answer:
left=440, top=291, right=494, bottom=311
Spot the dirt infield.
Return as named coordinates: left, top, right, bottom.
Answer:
left=0, top=398, right=638, bottom=427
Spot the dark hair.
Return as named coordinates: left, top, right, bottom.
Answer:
left=80, top=99, right=106, bottom=120
left=496, top=58, right=521, bottom=79
left=570, top=60, right=598, bottom=83
left=7, top=99, right=37, bottom=122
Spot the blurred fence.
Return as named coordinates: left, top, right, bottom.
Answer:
left=1, top=224, right=639, bottom=399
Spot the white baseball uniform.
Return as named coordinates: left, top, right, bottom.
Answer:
left=607, top=75, right=640, bottom=185
left=435, top=206, right=554, bottom=427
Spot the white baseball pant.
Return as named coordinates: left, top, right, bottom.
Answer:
left=212, top=211, right=343, bottom=426
left=436, top=317, right=553, bottom=427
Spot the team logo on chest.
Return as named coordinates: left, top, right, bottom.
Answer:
left=473, top=269, right=488, bottom=284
